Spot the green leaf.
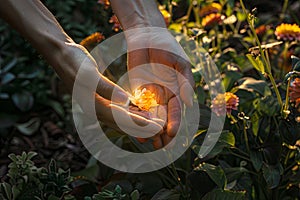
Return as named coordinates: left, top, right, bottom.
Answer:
left=196, top=163, right=227, bottom=189
left=1, top=73, right=15, bottom=84
left=15, top=117, right=41, bottom=136
left=44, top=100, right=65, bottom=117
left=130, top=190, right=140, bottom=200
left=291, top=55, right=300, bottom=71
left=150, top=189, right=180, bottom=200
left=246, top=54, right=265, bottom=74
left=12, top=91, right=34, bottom=112
left=193, top=131, right=235, bottom=159
left=168, top=23, right=182, bottom=33
left=202, top=188, right=246, bottom=200
left=27, top=151, right=38, bottom=160
left=222, top=71, right=243, bottom=91
left=237, top=77, right=272, bottom=97
left=0, top=182, right=12, bottom=199
left=250, top=150, right=263, bottom=171
left=2, top=58, right=17, bottom=72
left=262, top=163, right=283, bottom=189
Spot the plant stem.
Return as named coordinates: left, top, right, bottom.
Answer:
left=239, top=0, right=283, bottom=108
left=283, top=78, right=291, bottom=119
left=243, top=120, right=250, bottom=153
left=280, top=0, right=289, bottom=21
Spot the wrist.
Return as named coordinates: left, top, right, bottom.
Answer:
left=110, top=0, right=166, bottom=30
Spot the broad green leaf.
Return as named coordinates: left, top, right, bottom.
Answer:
left=150, top=189, right=180, bottom=200
left=196, top=163, right=227, bottom=189
left=1, top=73, right=15, bottom=84
left=262, top=163, right=283, bottom=189
left=15, top=117, right=41, bottom=136
left=0, top=182, right=12, bottom=199
left=193, top=131, right=235, bottom=159
left=250, top=150, right=263, bottom=171
left=222, top=71, right=243, bottom=91
left=12, top=91, right=34, bottom=112
left=246, top=54, right=265, bottom=74
left=237, top=77, right=272, bottom=97
left=44, top=100, right=65, bottom=117
left=130, top=190, right=140, bottom=200
left=202, top=188, right=246, bottom=200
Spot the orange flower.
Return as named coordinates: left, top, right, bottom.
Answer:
left=289, top=78, right=300, bottom=107
left=129, top=88, right=158, bottom=111
left=79, top=32, right=105, bottom=49
left=202, top=13, right=223, bottom=28
left=159, top=5, right=171, bottom=27
left=255, top=25, right=267, bottom=36
left=211, top=92, right=239, bottom=116
left=109, top=15, right=122, bottom=32
left=199, top=3, right=222, bottom=17
left=275, top=23, right=300, bottom=41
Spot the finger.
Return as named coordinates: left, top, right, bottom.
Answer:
left=95, top=94, right=163, bottom=136
left=162, top=134, right=175, bottom=148
left=152, top=134, right=163, bottom=149
left=97, top=75, right=129, bottom=105
left=175, top=57, right=195, bottom=107
left=167, top=96, right=182, bottom=137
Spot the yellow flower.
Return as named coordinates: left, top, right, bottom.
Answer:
left=159, top=5, right=171, bottom=27
left=275, top=23, right=300, bottom=41
left=129, top=88, right=158, bottom=111
left=201, top=13, right=223, bottom=28
left=199, top=3, right=222, bottom=17
left=211, top=92, right=239, bottom=116
left=79, top=32, right=105, bottom=49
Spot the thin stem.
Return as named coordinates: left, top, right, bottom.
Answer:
left=280, top=0, right=289, bottom=21
left=229, top=149, right=251, bottom=162
left=283, top=78, right=291, bottom=119
left=243, top=120, right=250, bottom=153
left=239, top=0, right=283, bottom=108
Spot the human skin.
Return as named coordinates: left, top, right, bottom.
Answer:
left=0, top=0, right=163, bottom=134
left=110, top=0, right=195, bottom=148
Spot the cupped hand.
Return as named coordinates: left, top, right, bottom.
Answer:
left=125, top=27, right=195, bottom=149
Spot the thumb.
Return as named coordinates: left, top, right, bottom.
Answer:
left=97, top=74, right=129, bottom=105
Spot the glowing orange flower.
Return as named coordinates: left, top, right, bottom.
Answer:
left=159, top=6, right=171, bottom=27
left=275, top=23, right=300, bottom=41
left=199, top=3, right=222, bottom=17
left=211, top=92, right=239, bottom=116
left=109, top=15, right=122, bottom=32
left=129, top=88, right=158, bottom=111
left=79, top=32, right=105, bottom=49
left=202, top=13, right=223, bottom=28
left=98, top=0, right=110, bottom=9
left=289, top=78, right=300, bottom=107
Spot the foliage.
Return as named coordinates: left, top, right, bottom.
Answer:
left=0, top=152, right=74, bottom=200
left=1, top=0, right=300, bottom=199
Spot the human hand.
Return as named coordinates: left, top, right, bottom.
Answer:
left=125, top=27, right=195, bottom=149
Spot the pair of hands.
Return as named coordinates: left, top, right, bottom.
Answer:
left=0, top=0, right=194, bottom=149
left=96, top=28, right=195, bottom=149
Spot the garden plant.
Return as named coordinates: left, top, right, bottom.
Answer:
left=1, top=0, right=300, bottom=199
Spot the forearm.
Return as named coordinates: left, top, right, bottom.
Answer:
left=110, top=0, right=166, bottom=29
left=0, top=0, right=100, bottom=89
